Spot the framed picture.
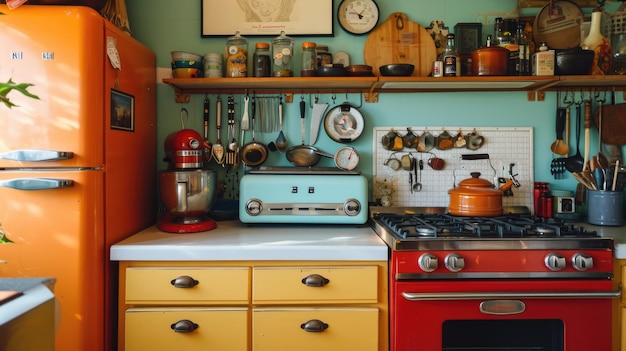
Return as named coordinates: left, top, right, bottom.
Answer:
left=110, top=89, right=134, bottom=132
left=201, top=0, right=333, bottom=36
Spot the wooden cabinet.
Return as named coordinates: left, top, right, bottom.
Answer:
left=118, top=261, right=388, bottom=351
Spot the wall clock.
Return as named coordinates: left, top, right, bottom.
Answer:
left=337, top=0, right=380, bottom=35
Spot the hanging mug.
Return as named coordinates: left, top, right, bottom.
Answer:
left=428, top=157, right=446, bottom=170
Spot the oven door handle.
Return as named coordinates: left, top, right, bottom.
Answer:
left=402, top=288, right=621, bottom=301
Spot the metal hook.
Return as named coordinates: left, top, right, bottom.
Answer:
left=331, top=94, right=337, bottom=105
left=563, top=89, right=574, bottom=106
left=594, top=89, right=606, bottom=103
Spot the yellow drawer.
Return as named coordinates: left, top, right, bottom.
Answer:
left=125, top=307, right=248, bottom=351
left=252, top=266, right=378, bottom=304
left=125, top=267, right=249, bottom=304
left=252, top=307, right=378, bottom=351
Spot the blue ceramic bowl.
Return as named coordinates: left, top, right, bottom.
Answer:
left=171, top=60, right=202, bottom=70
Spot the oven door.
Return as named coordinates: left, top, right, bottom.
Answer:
left=391, top=280, right=620, bottom=351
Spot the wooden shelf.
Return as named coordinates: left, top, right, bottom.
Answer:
left=163, top=75, right=626, bottom=103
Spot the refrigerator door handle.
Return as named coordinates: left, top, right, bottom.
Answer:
left=0, top=178, right=74, bottom=190
left=0, top=149, right=74, bottom=162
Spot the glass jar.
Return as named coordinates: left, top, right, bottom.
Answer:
left=271, top=31, right=294, bottom=77
left=316, top=45, right=332, bottom=67
left=253, top=42, right=271, bottom=77
left=301, top=42, right=317, bottom=77
left=224, top=31, right=248, bottom=78
left=203, top=53, right=223, bottom=78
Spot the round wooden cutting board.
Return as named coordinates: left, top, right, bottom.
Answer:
left=364, top=12, right=437, bottom=77
left=533, top=0, right=584, bottom=50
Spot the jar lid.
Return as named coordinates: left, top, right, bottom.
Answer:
left=302, top=42, right=316, bottom=48
left=255, top=42, right=270, bottom=49
left=317, top=45, right=329, bottom=51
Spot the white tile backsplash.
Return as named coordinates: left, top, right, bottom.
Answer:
left=372, top=126, right=534, bottom=210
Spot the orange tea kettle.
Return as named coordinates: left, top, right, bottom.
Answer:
left=448, top=172, right=513, bottom=216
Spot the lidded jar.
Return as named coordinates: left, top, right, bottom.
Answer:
left=224, top=31, right=248, bottom=78
left=253, top=42, right=271, bottom=77
left=316, top=45, right=332, bottom=67
left=301, top=42, right=317, bottom=77
left=271, top=31, right=294, bottom=77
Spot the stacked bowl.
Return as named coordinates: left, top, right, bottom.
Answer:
left=171, top=51, right=203, bottom=78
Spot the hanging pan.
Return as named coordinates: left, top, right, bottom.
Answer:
left=240, top=98, right=268, bottom=167
left=323, top=102, right=364, bottom=143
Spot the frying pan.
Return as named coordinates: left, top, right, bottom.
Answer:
left=286, top=145, right=333, bottom=167
left=240, top=99, right=268, bottom=167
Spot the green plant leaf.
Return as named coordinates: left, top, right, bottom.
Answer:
left=0, top=78, right=39, bottom=109
left=0, top=224, right=14, bottom=244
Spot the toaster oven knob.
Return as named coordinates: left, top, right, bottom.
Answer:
left=245, top=199, right=263, bottom=216
left=444, top=253, right=465, bottom=272
left=418, top=253, right=438, bottom=272
left=572, top=253, right=594, bottom=271
left=544, top=253, right=566, bottom=271
left=343, top=199, right=361, bottom=216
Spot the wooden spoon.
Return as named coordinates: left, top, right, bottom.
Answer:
left=595, top=94, right=610, bottom=168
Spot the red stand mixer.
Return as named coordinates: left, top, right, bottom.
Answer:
left=157, top=109, right=218, bottom=233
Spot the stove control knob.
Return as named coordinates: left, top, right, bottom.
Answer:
left=572, top=253, right=594, bottom=271
left=544, top=253, right=566, bottom=271
left=418, top=253, right=438, bottom=272
left=245, top=199, right=263, bottom=216
left=444, top=253, right=465, bottom=272
left=343, top=199, right=361, bottom=216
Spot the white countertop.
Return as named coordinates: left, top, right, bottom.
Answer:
left=110, top=220, right=388, bottom=261
left=110, top=218, right=626, bottom=261
left=582, top=223, right=626, bottom=259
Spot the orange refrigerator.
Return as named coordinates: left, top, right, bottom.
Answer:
left=0, top=5, right=157, bottom=350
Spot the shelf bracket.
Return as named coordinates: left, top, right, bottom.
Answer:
left=364, top=82, right=379, bottom=103
left=174, top=93, right=190, bottom=103
left=527, top=90, right=545, bottom=101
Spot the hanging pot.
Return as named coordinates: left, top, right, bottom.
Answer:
left=448, top=172, right=513, bottom=216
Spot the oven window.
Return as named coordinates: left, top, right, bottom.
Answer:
left=442, top=319, right=564, bottom=351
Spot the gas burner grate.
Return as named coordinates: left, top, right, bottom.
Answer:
left=374, top=213, right=598, bottom=239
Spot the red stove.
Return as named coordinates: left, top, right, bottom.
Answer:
left=369, top=207, right=620, bottom=351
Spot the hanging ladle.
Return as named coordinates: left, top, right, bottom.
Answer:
left=412, top=158, right=422, bottom=192
left=275, top=97, right=288, bottom=152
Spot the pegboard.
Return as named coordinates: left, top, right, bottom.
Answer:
left=372, top=127, right=534, bottom=210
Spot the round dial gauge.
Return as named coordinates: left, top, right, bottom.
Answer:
left=334, top=146, right=360, bottom=171
left=337, top=0, right=380, bottom=35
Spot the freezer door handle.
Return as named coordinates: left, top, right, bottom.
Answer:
left=0, top=178, right=74, bottom=190
left=0, top=149, right=74, bottom=162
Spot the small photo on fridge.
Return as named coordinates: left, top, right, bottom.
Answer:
left=110, top=89, right=134, bottom=131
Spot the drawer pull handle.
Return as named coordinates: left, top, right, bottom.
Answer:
left=301, top=274, right=330, bottom=287
left=170, top=275, right=199, bottom=288
left=300, top=319, right=329, bottom=332
left=170, top=319, right=199, bottom=333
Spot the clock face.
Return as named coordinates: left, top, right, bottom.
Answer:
left=338, top=0, right=380, bottom=35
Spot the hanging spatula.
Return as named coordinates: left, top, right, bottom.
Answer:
left=310, top=102, right=328, bottom=145
left=203, top=97, right=212, bottom=163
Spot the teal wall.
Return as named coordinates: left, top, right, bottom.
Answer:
left=125, top=0, right=624, bottom=198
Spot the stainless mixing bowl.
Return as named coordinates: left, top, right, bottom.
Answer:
left=159, top=169, right=217, bottom=223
